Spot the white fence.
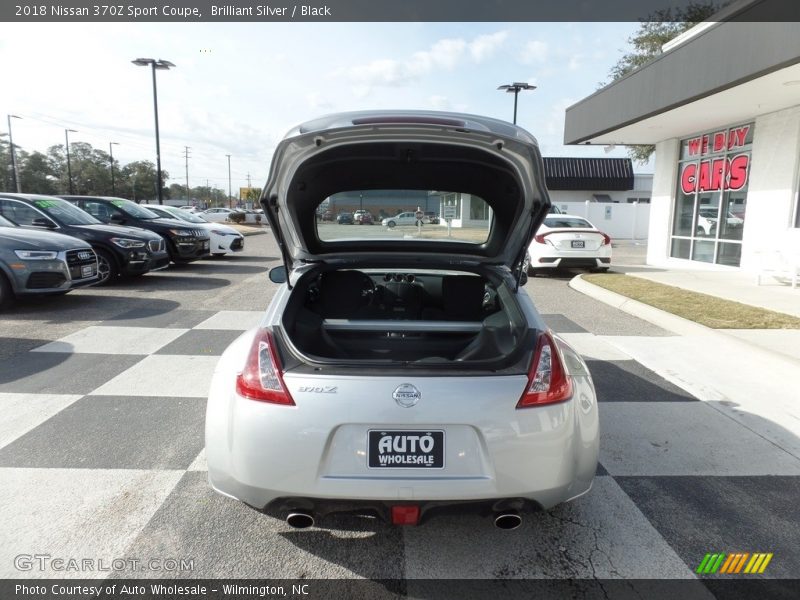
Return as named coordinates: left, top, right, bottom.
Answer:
left=553, top=201, right=650, bottom=240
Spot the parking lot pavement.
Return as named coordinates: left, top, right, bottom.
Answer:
left=1, top=235, right=798, bottom=583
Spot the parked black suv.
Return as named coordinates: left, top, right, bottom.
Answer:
left=61, top=196, right=211, bottom=264
left=0, top=194, right=169, bottom=284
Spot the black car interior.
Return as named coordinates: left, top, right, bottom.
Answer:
left=283, top=269, right=526, bottom=364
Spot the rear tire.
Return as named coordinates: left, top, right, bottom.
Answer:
left=0, top=272, right=14, bottom=309
left=592, top=267, right=610, bottom=273
left=95, top=248, right=117, bottom=285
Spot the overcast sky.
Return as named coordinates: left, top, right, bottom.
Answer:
left=0, top=22, right=642, bottom=194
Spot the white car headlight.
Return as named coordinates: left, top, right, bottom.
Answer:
left=110, top=238, right=146, bottom=248
left=14, top=250, right=58, bottom=260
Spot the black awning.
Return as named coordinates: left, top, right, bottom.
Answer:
left=543, top=157, right=634, bottom=191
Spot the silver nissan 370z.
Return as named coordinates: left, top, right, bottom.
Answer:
left=205, top=111, right=599, bottom=529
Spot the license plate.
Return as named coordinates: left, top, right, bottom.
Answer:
left=81, top=265, right=94, bottom=278
left=571, top=240, right=585, bottom=248
left=368, top=430, right=445, bottom=469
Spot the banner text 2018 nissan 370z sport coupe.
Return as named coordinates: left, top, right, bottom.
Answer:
left=206, top=111, right=599, bottom=529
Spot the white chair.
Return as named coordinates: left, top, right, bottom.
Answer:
left=756, top=228, right=800, bottom=289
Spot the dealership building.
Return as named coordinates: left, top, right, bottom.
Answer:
left=564, top=0, right=800, bottom=270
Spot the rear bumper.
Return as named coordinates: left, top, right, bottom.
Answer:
left=206, top=333, right=599, bottom=513
left=534, top=256, right=611, bottom=269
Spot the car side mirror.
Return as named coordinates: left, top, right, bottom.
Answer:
left=268, top=266, right=287, bottom=284
left=32, top=217, right=56, bottom=229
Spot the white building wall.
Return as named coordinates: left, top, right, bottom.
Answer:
left=555, top=202, right=650, bottom=239
left=739, top=106, right=800, bottom=270
left=647, top=139, right=681, bottom=266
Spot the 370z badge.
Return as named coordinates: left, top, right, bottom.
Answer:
left=367, top=430, right=445, bottom=468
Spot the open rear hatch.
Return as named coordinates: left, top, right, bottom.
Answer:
left=261, top=111, right=551, bottom=279
left=259, top=111, right=552, bottom=368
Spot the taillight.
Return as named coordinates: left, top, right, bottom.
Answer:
left=517, top=332, right=573, bottom=408
left=236, top=329, right=295, bottom=405
left=533, top=233, right=547, bottom=244
left=600, top=232, right=611, bottom=245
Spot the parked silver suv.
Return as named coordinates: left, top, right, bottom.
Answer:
left=0, top=214, right=98, bottom=308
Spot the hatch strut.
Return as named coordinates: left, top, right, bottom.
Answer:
left=261, top=194, right=294, bottom=289
left=514, top=207, right=542, bottom=292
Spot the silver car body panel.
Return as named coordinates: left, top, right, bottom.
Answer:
left=206, top=278, right=599, bottom=511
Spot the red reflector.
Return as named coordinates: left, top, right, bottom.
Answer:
left=235, top=329, right=295, bottom=405
left=391, top=505, right=420, bottom=525
left=517, top=331, right=573, bottom=408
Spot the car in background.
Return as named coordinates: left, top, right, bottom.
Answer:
left=61, top=196, right=211, bottom=264
left=0, top=213, right=98, bottom=308
left=355, top=212, right=374, bottom=225
left=697, top=207, right=744, bottom=236
left=423, top=211, right=440, bottom=224
left=320, top=210, right=334, bottom=222
left=0, top=193, right=168, bottom=285
left=206, top=110, right=598, bottom=529
left=353, top=209, right=370, bottom=223
left=142, top=203, right=245, bottom=256
left=381, top=211, right=421, bottom=228
left=336, top=212, right=354, bottom=224
left=202, top=207, right=237, bottom=222
left=526, top=214, right=612, bottom=274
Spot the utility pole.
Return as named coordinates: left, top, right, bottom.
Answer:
left=65, top=128, right=77, bottom=194
left=183, top=146, right=191, bottom=201
left=109, top=142, right=119, bottom=195
left=7, top=115, right=21, bottom=193
left=226, top=154, right=232, bottom=209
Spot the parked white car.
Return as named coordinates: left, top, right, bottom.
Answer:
left=142, top=204, right=244, bottom=256
left=526, top=214, right=612, bottom=274
left=381, top=211, right=423, bottom=228
left=202, top=208, right=237, bottom=223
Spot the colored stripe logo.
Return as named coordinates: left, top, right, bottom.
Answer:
left=696, top=552, right=773, bottom=574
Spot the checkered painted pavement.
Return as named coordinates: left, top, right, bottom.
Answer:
left=1, top=309, right=798, bottom=581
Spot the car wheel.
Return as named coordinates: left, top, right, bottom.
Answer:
left=212, top=252, right=226, bottom=257
left=387, top=221, right=396, bottom=228
left=0, top=272, right=14, bottom=310
left=591, top=267, right=610, bottom=273
left=95, top=248, right=118, bottom=285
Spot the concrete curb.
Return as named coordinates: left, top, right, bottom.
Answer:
left=229, top=225, right=268, bottom=237
left=569, top=274, right=800, bottom=368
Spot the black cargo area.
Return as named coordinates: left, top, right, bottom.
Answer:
left=282, top=269, right=527, bottom=364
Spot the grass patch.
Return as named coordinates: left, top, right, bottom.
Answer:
left=582, top=273, right=800, bottom=329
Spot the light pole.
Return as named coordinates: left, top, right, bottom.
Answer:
left=497, top=82, right=536, bottom=124
left=226, top=154, right=232, bottom=208
left=132, top=58, right=175, bottom=204
left=7, top=115, right=21, bottom=193
left=109, top=142, right=119, bottom=195
left=65, top=128, right=77, bottom=194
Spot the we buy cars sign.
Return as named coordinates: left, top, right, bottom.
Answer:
left=680, top=125, right=751, bottom=194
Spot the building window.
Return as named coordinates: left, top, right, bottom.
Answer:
left=670, top=123, right=754, bottom=266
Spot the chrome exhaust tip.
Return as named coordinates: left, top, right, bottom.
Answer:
left=286, top=512, right=315, bottom=529
left=493, top=512, right=522, bottom=530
